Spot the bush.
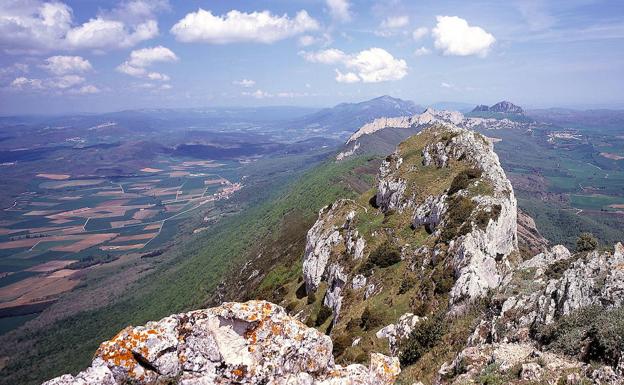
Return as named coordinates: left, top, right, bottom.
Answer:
left=315, top=305, right=333, bottom=327
left=576, top=232, right=598, bottom=252
left=398, top=274, right=417, bottom=295
left=439, top=196, right=475, bottom=243
left=448, top=168, right=482, bottom=196
left=360, top=306, right=384, bottom=331
left=474, top=204, right=502, bottom=230
left=432, top=265, right=455, bottom=294
left=532, top=305, right=624, bottom=367
left=399, top=314, right=447, bottom=366
left=332, top=333, right=352, bottom=356
left=307, top=291, right=317, bottom=305
left=359, top=241, right=402, bottom=275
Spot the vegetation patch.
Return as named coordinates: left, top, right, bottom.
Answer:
left=399, top=314, right=447, bottom=366
left=474, top=204, right=502, bottom=230
left=439, top=196, right=476, bottom=243
left=532, top=305, right=624, bottom=367
left=448, top=168, right=482, bottom=196
left=359, top=241, right=402, bottom=275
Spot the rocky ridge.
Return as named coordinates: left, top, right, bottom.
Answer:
left=42, top=301, right=400, bottom=385
left=337, top=108, right=527, bottom=161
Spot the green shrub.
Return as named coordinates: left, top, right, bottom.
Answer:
left=399, top=314, right=446, bottom=366
left=474, top=204, right=502, bottom=230
left=448, top=168, right=482, bottom=196
left=315, top=305, right=333, bottom=327
left=360, top=306, right=384, bottom=331
left=359, top=241, right=402, bottom=275
left=398, top=274, right=417, bottom=295
left=532, top=305, right=624, bottom=367
left=576, top=232, right=598, bottom=252
left=332, top=333, right=352, bottom=356
left=307, top=291, right=317, bottom=305
left=432, top=265, right=455, bottom=294
left=439, top=196, right=475, bottom=243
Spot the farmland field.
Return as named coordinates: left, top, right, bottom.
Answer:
left=0, top=156, right=243, bottom=330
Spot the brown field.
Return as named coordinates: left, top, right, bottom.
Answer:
left=110, top=233, right=157, bottom=243
left=100, top=243, right=145, bottom=251
left=26, top=260, right=78, bottom=273
left=169, top=171, right=190, bottom=177
left=165, top=204, right=185, bottom=212
left=0, top=228, right=22, bottom=236
left=204, top=178, right=227, bottom=185
left=50, top=218, right=73, bottom=224
left=609, top=204, right=624, bottom=209
left=36, top=173, right=71, bottom=180
left=144, top=223, right=162, bottom=231
left=600, top=152, right=624, bottom=160
left=47, top=203, right=154, bottom=221
left=140, top=167, right=163, bottom=173
left=58, top=196, right=82, bottom=200
left=43, top=179, right=104, bottom=189
left=29, top=202, right=58, bottom=207
left=25, top=210, right=58, bottom=216
left=132, top=209, right=158, bottom=220
left=51, top=233, right=118, bottom=252
left=0, top=238, right=40, bottom=249
left=0, top=270, right=81, bottom=309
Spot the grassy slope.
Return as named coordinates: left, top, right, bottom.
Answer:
left=0, top=154, right=370, bottom=385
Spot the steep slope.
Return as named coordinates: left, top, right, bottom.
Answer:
left=38, top=124, right=624, bottom=385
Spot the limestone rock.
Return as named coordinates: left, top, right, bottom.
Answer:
left=376, top=313, right=426, bottom=355
left=42, top=301, right=400, bottom=385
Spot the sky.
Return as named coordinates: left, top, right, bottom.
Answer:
left=0, top=0, right=623, bottom=115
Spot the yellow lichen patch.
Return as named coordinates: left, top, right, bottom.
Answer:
left=95, top=327, right=156, bottom=378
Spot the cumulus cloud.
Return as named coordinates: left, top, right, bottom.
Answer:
left=412, top=27, right=429, bottom=40
left=298, top=33, right=332, bottom=47
left=432, top=16, right=495, bottom=57
left=42, top=56, right=92, bottom=75
left=381, top=16, right=409, bottom=29
left=242, top=89, right=272, bottom=99
left=242, top=89, right=310, bottom=99
left=335, top=69, right=359, bottom=83
left=0, top=0, right=163, bottom=53
left=301, top=47, right=407, bottom=83
left=10, top=74, right=99, bottom=94
left=326, top=0, right=352, bottom=22
left=414, top=47, right=431, bottom=56
left=117, top=46, right=178, bottom=81
left=233, top=79, right=256, bottom=87
left=300, top=48, right=348, bottom=64
left=171, top=9, right=319, bottom=44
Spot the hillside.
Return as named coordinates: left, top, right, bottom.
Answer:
left=42, top=124, right=624, bottom=384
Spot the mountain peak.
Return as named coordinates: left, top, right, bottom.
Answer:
left=472, top=100, right=524, bottom=114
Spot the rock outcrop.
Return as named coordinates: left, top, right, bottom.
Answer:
left=471, top=101, right=524, bottom=114
left=42, top=301, right=400, bottom=385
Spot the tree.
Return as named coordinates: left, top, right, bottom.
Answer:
left=576, top=232, right=598, bottom=252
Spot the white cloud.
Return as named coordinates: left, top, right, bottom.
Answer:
left=0, top=63, right=29, bottom=80
left=381, top=16, right=409, bottom=29
left=171, top=9, right=319, bottom=44
left=127, top=46, right=178, bottom=67
left=117, top=46, right=178, bottom=81
left=233, top=79, right=256, bottom=88
left=242, top=89, right=272, bottom=99
left=302, top=47, right=407, bottom=83
left=412, top=27, right=429, bottom=40
left=414, top=46, right=431, bottom=56
left=432, top=16, right=495, bottom=57
left=326, top=0, right=352, bottom=22
left=11, top=77, right=43, bottom=90
left=0, top=1, right=162, bottom=53
left=441, top=82, right=453, bottom=88
left=335, top=69, right=360, bottom=83
left=42, top=56, right=92, bottom=75
left=48, top=74, right=85, bottom=89
left=9, top=74, right=95, bottom=92
left=347, top=48, right=407, bottom=82
left=300, top=48, right=348, bottom=64
left=71, top=84, right=100, bottom=94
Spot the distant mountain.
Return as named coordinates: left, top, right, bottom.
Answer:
left=286, top=95, right=423, bottom=140
left=429, top=101, right=476, bottom=113
left=472, top=101, right=524, bottom=114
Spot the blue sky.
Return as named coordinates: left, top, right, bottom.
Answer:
left=0, top=0, right=623, bottom=114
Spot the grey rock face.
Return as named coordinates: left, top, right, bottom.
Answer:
left=42, top=301, right=400, bottom=385
left=376, top=313, right=426, bottom=355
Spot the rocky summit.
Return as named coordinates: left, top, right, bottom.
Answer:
left=471, top=101, right=524, bottom=114
left=42, top=300, right=400, bottom=385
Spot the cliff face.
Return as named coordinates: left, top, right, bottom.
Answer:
left=42, top=301, right=400, bottom=385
